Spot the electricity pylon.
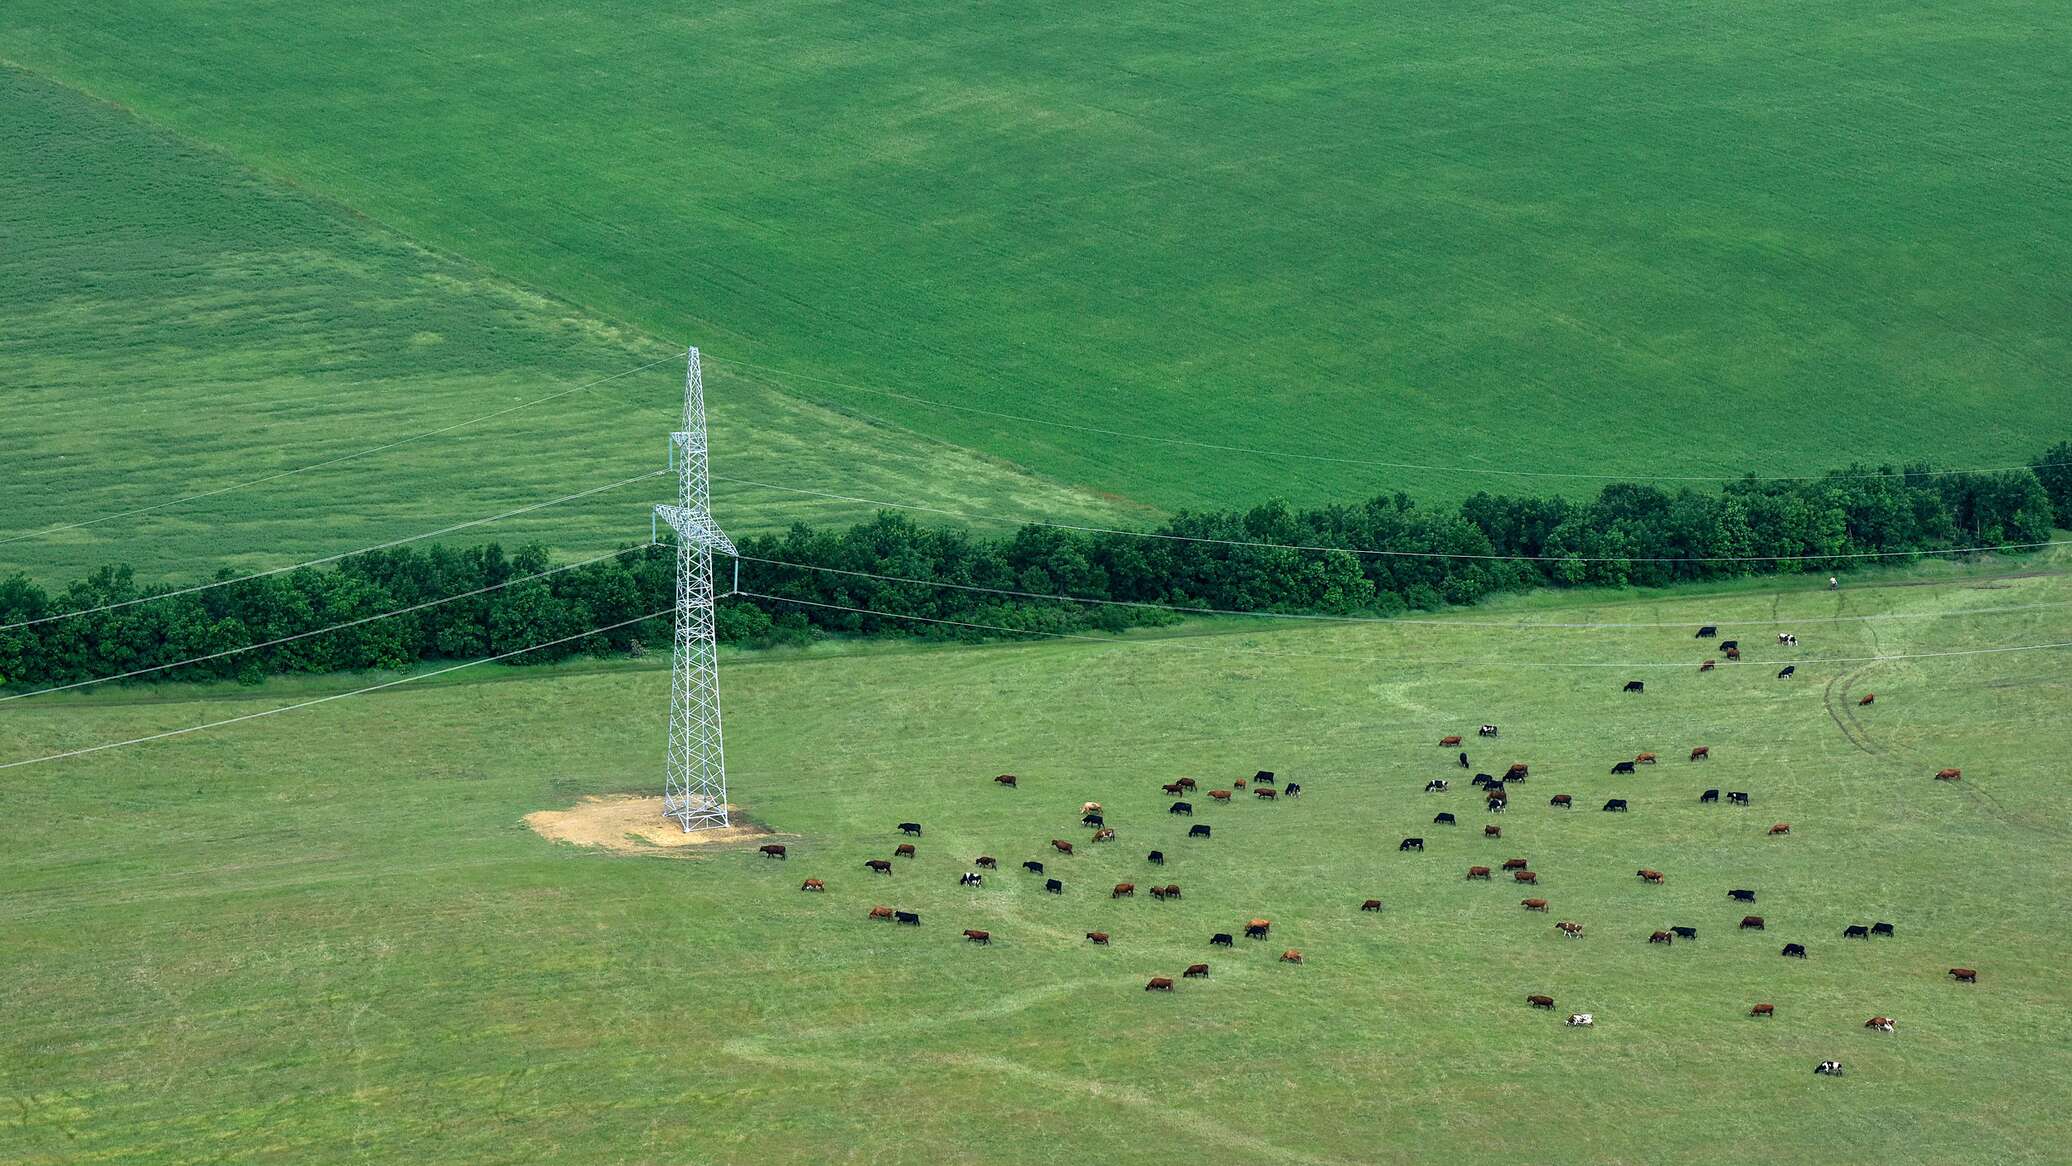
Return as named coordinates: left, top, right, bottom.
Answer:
left=653, top=347, right=736, bottom=831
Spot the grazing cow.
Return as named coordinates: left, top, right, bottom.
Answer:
left=1603, top=799, right=1628, bottom=812
left=1545, top=793, right=1574, bottom=810
left=1083, top=812, right=1105, bottom=827
left=867, top=906, right=895, bottom=921
left=759, top=844, right=787, bottom=859
left=1865, top=1017, right=1894, bottom=1033
left=1720, top=640, right=1739, bottom=651
left=976, top=856, right=997, bottom=869
left=1727, top=792, right=1750, bottom=806
left=1145, top=977, right=1174, bottom=992
left=1256, top=788, right=1279, bottom=801
left=1724, top=646, right=1741, bottom=661
left=1044, top=878, right=1063, bottom=895
left=1502, top=858, right=1529, bottom=871
left=1636, top=752, right=1657, bottom=765
left=1400, top=837, right=1424, bottom=851
left=1872, top=922, right=1894, bottom=938
left=1210, top=933, right=1234, bottom=947
left=1729, top=889, right=1756, bottom=903
left=1623, top=680, right=1645, bottom=693
left=1522, top=898, right=1549, bottom=912
left=1081, top=802, right=1102, bottom=815
left=1162, top=884, right=1181, bottom=899
left=1740, top=916, right=1765, bottom=930
left=994, top=774, right=1017, bottom=788
left=1567, top=1013, right=1594, bottom=1027
left=1504, top=763, right=1531, bottom=780
left=1467, top=866, right=1493, bottom=880
left=1441, top=735, right=1463, bottom=746
left=895, top=844, right=916, bottom=859
left=1471, top=774, right=1496, bottom=789
left=1502, top=772, right=1526, bottom=784
left=1234, top=779, right=1247, bottom=790
left=1750, top=1003, right=1775, bottom=1018
left=1425, top=779, right=1449, bottom=793
left=1246, top=920, right=1272, bottom=939
left=1935, top=768, right=1962, bottom=781
left=1611, top=761, right=1637, bottom=775
left=1858, top=693, right=1875, bottom=707
left=1769, top=823, right=1791, bottom=836
left=1515, top=870, right=1539, bottom=884
left=1555, top=920, right=1583, bottom=939
left=1782, top=943, right=1807, bottom=958
left=1700, top=789, right=1720, bottom=803
left=1184, top=963, right=1210, bottom=978
left=1649, top=930, right=1674, bottom=945
left=1434, top=812, right=1457, bottom=825
left=895, top=911, right=921, bottom=926
left=1697, top=626, right=1717, bottom=638
left=959, top=872, right=983, bottom=887
left=899, top=822, right=922, bottom=836
left=1691, top=747, right=1711, bottom=761
left=1086, top=931, right=1109, bottom=945
left=1672, top=926, right=1697, bottom=940
left=1487, top=794, right=1507, bottom=812
left=1284, top=783, right=1303, bottom=798
left=1208, top=789, right=1232, bottom=802
left=1459, top=752, right=1471, bottom=769
left=1147, top=850, right=1164, bottom=865
left=1023, top=861, right=1045, bottom=875
left=1280, top=949, right=1304, bottom=963
left=1188, top=824, right=1212, bottom=839
left=1949, top=968, right=1977, bottom=983
left=1777, top=666, right=1796, bottom=680
left=1637, top=869, right=1664, bottom=884
left=1178, top=778, right=1198, bottom=790
left=1163, top=782, right=1184, bottom=795
left=1842, top=925, right=1869, bottom=940
left=1528, top=994, right=1556, bottom=1009
left=1088, top=826, right=1115, bottom=842
left=1778, top=633, right=1794, bottom=645
left=963, top=929, right=991, bottom=945
left=1700, top=660, right=1716, bottom=672
left=799, top=878, right=827, bottom=893
left=1480, top=724, right=1500, bottom=737
left=1052, top=839, right=1075, bottom=855
left=1362, top=899, right=1384, bottom=911
left=865, top=859, right=893, bottom=874
left=1814, top=1060, right=1843, bottom=1076
left=1485, top=825, right=1502, bottom=838
left=1112, top=883, right=1135, bottom=898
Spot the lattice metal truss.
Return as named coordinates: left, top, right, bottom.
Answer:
left=654, top=347, right=738, bottom=831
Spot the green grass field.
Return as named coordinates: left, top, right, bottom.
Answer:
left=5, top=557, right=2069, bottom=1163
left=6, top=2, right=2070, bottom=516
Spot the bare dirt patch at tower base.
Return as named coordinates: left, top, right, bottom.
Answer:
left=525, top=795, right=778, bottom=855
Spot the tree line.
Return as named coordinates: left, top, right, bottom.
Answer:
left=2, top=447, right=2065, bottom=691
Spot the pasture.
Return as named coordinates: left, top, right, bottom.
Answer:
left=5, top=557, right=2070, bottom=1163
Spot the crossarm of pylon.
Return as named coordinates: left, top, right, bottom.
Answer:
left=654, top=505, right=738, bottom=555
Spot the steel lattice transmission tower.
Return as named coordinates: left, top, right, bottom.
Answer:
left=653, top=347, right=737, bottom=831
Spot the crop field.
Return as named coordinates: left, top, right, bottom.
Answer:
left=5, top=559, right=2070, bottom=1164
left=6, top=2, right=2071, bottom=515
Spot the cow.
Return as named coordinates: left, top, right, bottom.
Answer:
left=1022, top=860, right=1044, bottom=875
left=1256, top=788, right=1279, bottom=801
left=1611, top=761, right=1637, bottom=775
left=1440, top=735, right=1463, bottom=746
left=1782, top=943, right=1807, bottom=958
left=1502, top=858, right=1529, bottom=871
left=1234, top=779, right=1247, bottom=790
left=1145, top=977, right=1174, bottom=992
left=868, top=906, right=894, bottom=921
left=865, top=859, right=893, bottom=874
left=1246, top=919, right=1272, bottom=939
left=1480, top=724, right=1500, bottom=737
left=1729, top=889, right=1756, bottom=903
left=1720, top=640, right=1739, bottom=651
left=1567, top=1013, right=1594, bottom=1027
left=1636, top=752, right=1657, bottom=765
left=1515, top=870, right=1539, bottom=884
left=1623, top=680, right=1645, bottom=693
left=895, top=911, right=921, bottom=926
left=1727, top=791, right=1750, bottom=806
left=1502, top=772, right=1526, bottom=784
left=1081, top=802, right=1102, bottom=815
left=1362, top=899, right=1384, bottom=911
left=1210, top=933, right=1235, bottom=947
left=1521, top=898, right=1549, bottom=912
left=1151, top=884, right=1181, bottom=900
left=1162, top=782, right=1184, bottom=795
left=1471, top=774, right=1496, bottom=789
left=994, top=774, right=1017, bottom=788
left=1178, top=777, right=1198, bottom=790
left=1188, top=825, right=1211, bottom=839
left=1671, top=926, right=1697, bottom=940
left=1637, top=869, right=1664, bottom=884
left=1528, top=994, right=1556, bottom=1009
left=1814, top=1060, right=1843, bottom=1076
left=1485, top=825, right=1502, bottom=838
left=1280, top=949, right=1304, bottom=964
left=1467, top=866, right=1493, bottom=880
left=1949, top=967, right=1977, bottom=983
left=1051, top=839, right=1075, bottom=855
left=1434, top=812, right=1457, bottom=825
left=963, top=929, right=990, bottom=945
left=1147, top=850, right=1165, bottom=866
left=1649, top=930, right=1674, bottom=945
left=895, top=844, right=916, bottom=859
left=1865, top=1017, right=1894, bottom=1033
left=1871, top=922, right=1894, bottom=937
left=1696, top=625, right=1717, bottom=638
left=1550, top=794, right=1572, bottom=808
left=1086, top=931, right=1109, bottom=945
left=1750, top=1003, right=1775, bottom=1018
left=1935, top=768, right=1961, bottom=781
left=1858, top=693, right=1876, bottom=707
left=975, top=856, right=997, bottom=869
left=1083, top=812, right=1105, bottom=827
left=1740, top=916, right=1765, bottom=930
left=1208, top=789, right=1232, bottom=802
left=959, top=872, right=983, bottom=887
left=1555, top=920, right=1583, bottom=939
left=1724, top=646, right=1741, bottom=660
left=1603, top=798, right=1628, bottom=812
left=899, top=822, right=922, bottom=836
left=1112, top=882, right=1135, bottom=898
left=1487, top=794, right=1507, bottom=812
left=759, top=844, right=787, bottom=859
left=1700, top=660, right=1716, bottom=672
left=1700, top=789, right=1720, bottom=803
left=1843, top=925, right=1869, bottom=940
left=1044, top=878, right=1063, bottom=894
left=1184, top=963, right=1210, bottom=978
left=800, top=878, right=825, bottom=892
left=1425, top=779, right=1449, bottom=793
left=1458, top=752, right=1471, bottom=769
left=1092, top=828, right=1116, bottom=844
left=1691, top=746, right=1711, bottom=761
left=1399, top=838, right=1423, bottom=851
left=1777, top=666, right=1796, bottom=680
left=1284, top=783, right=1302, bottom=797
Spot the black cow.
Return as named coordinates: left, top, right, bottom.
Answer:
left=1210, top=932, right=1234, bottom=947
left=1169, top=801, right=1192, bottom=816
left=1459, top=752, right=1471, bottom=769
left=1188, top=824, right=1211, bottom=839
left=1672, top=926, right=1698, bottom=940
left=1611, top=761, right=1637, bottom=775
left=1728, top=889, right=1756, bottom=903
left=894, top=911, right=921, bottom=925
left=1777, top=666, right=1796, bottom=680
left=1843, top=925, right=1870, bottom=940
left=1781, top=943, right=1807, bottom=958
left=1245, top=923, right=1270, bottom=939
left=1720, top=640, right=1739, bottom=651
left=1623, top=680, right=1645, bottom=693
left=1147, top=850, right=1165, bottom=865
left=1872, top=922, right=1895, bottom=937
left=1728, top=791, right=1750, bottom=806
left=1502, top=772, right=1525, bottom=783
left=1083, top=812, right=1104, bottom=827
left=1471, top=775, right=1496, bottom=788
left=1400, top=837, right=1424, bottom=851
left=1044, top=878, right=1063, bottom=894
left=1254, top=771, right=1276, bottom=784
left=898, top=822, right=922, bottom=836
left=1603, top=799, right=1628, bottom=812
left=1434, top=812, right=1457, bottom=825
left=1696, top=625, right=1718, bottom=638
left=1425, top=780, right=1449, bottom=793
left=1700, top=789, right=1720, bottom=803
left=1284, top=783, right=1302, bottom=797
left=1023, top=861, right=1044, bottom=875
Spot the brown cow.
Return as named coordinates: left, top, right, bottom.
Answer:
left=1936, top=768, right=1961, bottom=781
left=1769, top=823, right=1791, bottom=836
left=1085, top=931, right=1110, bottom=945
left=1527, top=994, right=1555, bottom=1009
left=800, top=878, right=825, bottom=892
left=759, top=844, right=787, bottom=859
left=1550, top=794, right=1572, bottom=808
left=1522, top=898, right=1549, bottom=911
left=1690, top=746, right=1710, bottom=760
left=1724, top=646, right=1741, bottom=660
left=1183, top=963, right=1210, bottom=978
left=1865, top=1016, right=1895, bottom=1031
left=1506, top=763, right=1530, bottom=779
left=1162, top=782, right=1184, bottom=795
left=1555, top=920, right=1583, bottom=938
left=1467, top=866, right=1492, bottom=879
left=1637, top=869, right=1663, bottom=883
left=1145, top=977, right=1174, bottom=991
left=1256, top=788, right=1278, bottom=800
left=1092, top=828, right=1116, bottom=843
left=894, top=843, right=916, bottom=859
left=1113, top=882, right=1136, bottom=898
left=1051, top=839, right=1075, bottom=855
left=975, top=856, right=997, bottom=869
left=1649, top=930, right=1673, bottom=945
left=1234, top=779, right=1248, bottom=789
left=1081, top=802, right=1103, bottom=815
left=1740, top=915, right=1765, bottom=930
left=865, top=859, right=892, bottom=873
left=1441, top=735, right=1464, bottom=746
left=1859, top=693, right=1875, bottom=706
left=1515, top=870, right=1538, bottom=884
left=1280, top=950, right=1304, bottom=963
left=1485, top=825, right=1502, bottom=838
left=868, top=906, right=895, bottom=920
left=1361, top=899, right=1384, bottom=911
left=1636, top=752, right=1657, bottom=765
left=1177, top=777, right=1198, bottom=790
left=1949, top=967, right=1977, bottom=983
left=1246, top=918, right=1271, bottom=939
left=994, top=774, right=1017, bottom=788
left=1700, top=660, right=1716, bottom=672
left=962, top=929, right=991, bottom=945
left=1208, top=789, right=1232, bottom=801
left=1161, top=884, right=1181, bottom=899
left=1750, top=1003, right=1775, bottom=1018
left=1502, top=858, right=1529, bottom=871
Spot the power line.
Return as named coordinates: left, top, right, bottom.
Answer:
left=0, top=469, right=668, bottom=632
left=0, top=610, right=668, bottom=771
left=0, top=547, right=647, bottom=704
left=710, top=473, right=2069, bottom=564
left=0, top=350, right=685, bottom=548
left=712, top=356, right=2070, bottom=484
